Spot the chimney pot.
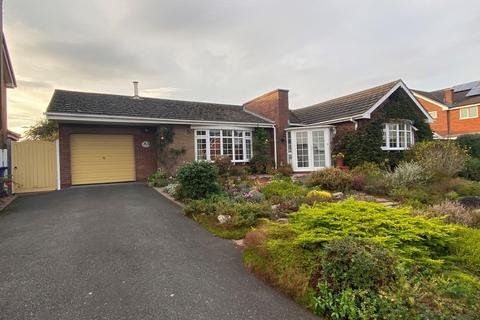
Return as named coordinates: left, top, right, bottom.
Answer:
left=132, top=81, right=140, bottom=99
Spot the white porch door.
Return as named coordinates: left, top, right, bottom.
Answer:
left=291, top=129, right=331, bottom=172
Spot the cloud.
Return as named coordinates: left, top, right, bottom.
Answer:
left=4, top=0, right=480, bottom=134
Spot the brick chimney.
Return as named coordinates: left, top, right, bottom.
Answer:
left=443, top=88, right=454, bottom=105
left=243, top=89, right=289, bottom=166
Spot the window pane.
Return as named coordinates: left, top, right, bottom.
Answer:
left=234, top=130, right=243, bottom=137
left=246, top=139, right=252, bottom=160
left=210, top=129, right=220, bottom=136
left=196, top=138, right=207, bottom=160
left=287, top=131, right=292, bottom=164
left=222, top=137, right=233, bottom=159
left=210, top=137, right=221, bottom=159
left=295, top=132, right=309, bottom=168
left=244, top=132, right=251, bottom=137
left=382, top=126, right=387, bottom=147
left=460, top=109, right=468, bottom=119
left=389, top=126, right=397, bottom=148
left=312, top=131, right=325, bottom=167
left=470, top=107, right=478, bottom=117
left=196, top=130, right=206, bottom=136
left=399, top=130, right=405, bottom=148
left=222, top=130, right=232, bottom=137
left=234, top=137, right=244, bottom=160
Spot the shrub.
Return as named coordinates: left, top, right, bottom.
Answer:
left=408, top=140, right=468, bottom=178
left=249, top=154, right=273, bottom=174
left=385, top=161, right=431, bottom=189
left=350, top=162, right=383, bottom=177
left=147, top=169, right=169, bottom=187
left=289, top=199, right=460, bottom=264
left=321, top=237, right=396, bottom=292
left=457, top=134, right=480, bottom=158
left=458, top=196, right=480, bottom=209
left=184, top=198, right=218, bottom=217
left=449, top=228, right=480, bottom=275
left=213, top=155, right=232, bottom=177
left=261, top=179, right=307, bottom=200
left=164, top=182, right=180, bottom=198
left=305, top=190, right=332, bottom=204
left=453, top=180, right=480, bottom=196
left=363, top=175, right=389, bottom=196
left=460, top=157, right=480, bottom=181
left=389, top=187, right=431, bottom=208
left=351, top=175, right=365, bottom=191
left=216, top=201, right=271, bottom=227
left=417, top=200, right=480, bottom=227
left=274, top=164, right=293, bottom=177
left=176, top=161, right=221, bottom=199
left=306, top=168, right=353, bottom=191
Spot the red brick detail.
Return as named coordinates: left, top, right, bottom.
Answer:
left=243, top=89, right=289, bottom=165
left=59, top=124, right=157, bottom=188
left=415, top=97, right=449, bottom=136
left=416, top=96, right=480, bottom=137
left=443, top=89, right=454, bottom=105
left=157, top=125, right=195, bottom=174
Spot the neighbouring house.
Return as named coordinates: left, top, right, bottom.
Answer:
left=413, top=81, right=480, bottom=139
left=45, top=79, right=432, bottom=188
left=0, top=1, right=19, bottom=146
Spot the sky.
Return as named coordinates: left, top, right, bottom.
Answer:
left=4, top=0, right=480, bottom=134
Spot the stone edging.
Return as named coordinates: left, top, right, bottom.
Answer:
left=153, top=187, right=185, bottom=208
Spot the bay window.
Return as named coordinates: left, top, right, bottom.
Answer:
left=195, top=129, right=253, bottom=162
left=382, top=123, right=414, bottom=150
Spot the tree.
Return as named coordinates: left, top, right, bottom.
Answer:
left=24, top=119, right=58, bottom=141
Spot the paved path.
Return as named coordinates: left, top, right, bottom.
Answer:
left=0, top=184, right=317, bottom=319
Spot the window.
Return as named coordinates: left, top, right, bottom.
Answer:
left=195, top=129, right=253, bottom=162
left=382, top=123, right=415, bottom=150
left=429, top=111, right=438, bottom=119
left=295, top=132, right=309, bottom=168
left=459, top=106, right=478, bottom=119
left=287, top=129, right=331, bottom=171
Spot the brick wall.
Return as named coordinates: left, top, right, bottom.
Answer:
left=59, top=124, right=157, bottom=187
left=416, top=96, right=449, bottom=136
left=449, top=108, right=480, bottom=136
left=244, top=89, right=289, bottom=165
left=157, top=124, right=195, bottom=174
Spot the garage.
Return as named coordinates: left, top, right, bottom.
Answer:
left=70, top=134, right=136, bottom=185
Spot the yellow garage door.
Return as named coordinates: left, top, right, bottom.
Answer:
left=71, top=134, right=136, bottom=185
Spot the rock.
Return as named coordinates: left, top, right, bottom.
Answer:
left=277, top=218, right=289, bottom=224
left=332, top=192, right=344, bottom=200
left=217, top=215, right=232, bottom=224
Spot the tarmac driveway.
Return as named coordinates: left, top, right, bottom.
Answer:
left=0, top=183, right=317, bottom=320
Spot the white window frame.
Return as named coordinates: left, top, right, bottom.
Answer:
left=428, top=111, right=438, bottom=119
left=287, top=128, right=332, bottom=172
left=459, top=106, right=478, bottom=120
left=382, top=122, right=415, bottom=151
left=194, top=128, right=253, bottom=163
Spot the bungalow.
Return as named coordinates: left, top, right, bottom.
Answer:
left=45, top=79, right=432, bottom=188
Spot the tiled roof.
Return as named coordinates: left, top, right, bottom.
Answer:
left=46, top=90, right=272, bottom=124
left=291, top=80, right=401, bottom=125
left=413, top=80, right=480, bottom=108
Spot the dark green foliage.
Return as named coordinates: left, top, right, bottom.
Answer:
left=306, top=168, right=353, bottom=191
left=24, top=119, right=58, bottom=141
left=176, top=161, right=221, bottom=199
left=147, top=169, right=169, bottom=187
left=457, top=134, right=480, bottom=158
left=458, top=196, right=480, bottom=209
left=321, top=238, right=396, bottom=292
left=341, top=89, right=433, bottom=167
left=460, top=157, right=480, bottom=181
left=453, top=180, right=480, bottom=196
left=249, top=128, right=273, bottom=174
